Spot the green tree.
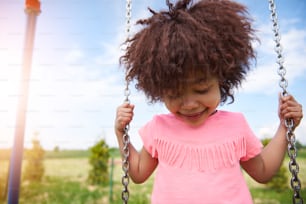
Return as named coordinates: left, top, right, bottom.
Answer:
left=295, top=140, right=305, bottom=150
left=261, top=138, right=289, bottom=191
left=87, top=139, right=110, bottom=186
left=23, top=133, right=45, bottom=182
left=53, top=145, right=60, bottom=152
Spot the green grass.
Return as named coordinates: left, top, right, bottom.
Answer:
left=19, top=177, right=107, bottom=204
left=0, top=149, right=305, bottom=204
left=44, top=150, right=90, bottom=159
left=251, top=188, right=304, bottom=204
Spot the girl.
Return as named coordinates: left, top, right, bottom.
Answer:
left=115, top=0, right=303, bottom=203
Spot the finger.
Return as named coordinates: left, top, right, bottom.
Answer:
left=117, top=104, right=134, bottom=114
left=281, top=102, right=302, bottom=113
left=116, top=104, right=134, bottom=130
left=280, top=94, right=299, bottom=106
left=281, top=106, right=303, bottom=120
left=117, top=108, right=134, bottom=119
left=116, top=113, right=133, bottom=130
left=122, top=103, right=135, bottom=109
left=280, top=97, right=301, bottom=110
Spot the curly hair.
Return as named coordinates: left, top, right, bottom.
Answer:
left=120, top=0, right=257, bottom=104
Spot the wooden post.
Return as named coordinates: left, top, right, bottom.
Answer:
left=109, top=157, right=115, bottom=203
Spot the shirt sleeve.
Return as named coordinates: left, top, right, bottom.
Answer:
left=239, top=114, right=263, bottom=161
left=139, top=116, right=158, bottom=158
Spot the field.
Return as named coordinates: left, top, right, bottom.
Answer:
left=0, top=149, right=305, bottom=204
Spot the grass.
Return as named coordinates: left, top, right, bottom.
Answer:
left=19, top=177, right=107, bottom=204
left=0, top=149, right=305, bottom=204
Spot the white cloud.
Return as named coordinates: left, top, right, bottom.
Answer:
left=258, top=120, right=306, bottom=145
left=241, top=21, right=306, bottom=94
left=94, top=41, right=123, bottom=67
left=296, top=121, right=306, bottom=145
left=64, top=48, right=84, bottom=63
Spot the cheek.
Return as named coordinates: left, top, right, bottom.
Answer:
left=164, top=100, right=179, bottom=113
left=206, top=91, right=221, bottom=107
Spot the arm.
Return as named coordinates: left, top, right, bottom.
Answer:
left=115, top=103, right=158, bottom=184
left=241, top=94, right=303, bottom=183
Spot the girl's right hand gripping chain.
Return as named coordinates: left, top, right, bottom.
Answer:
left=115, top=103, right=135, bottom=136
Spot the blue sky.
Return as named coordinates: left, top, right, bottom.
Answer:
left=0, top=0, right=305, bottom=150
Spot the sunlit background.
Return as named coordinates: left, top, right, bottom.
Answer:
left=0, top=0, right=305, bottom=150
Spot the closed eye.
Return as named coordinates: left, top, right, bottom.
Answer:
left=195, top=89, right=209, bottom=94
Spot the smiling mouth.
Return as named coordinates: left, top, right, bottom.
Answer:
left=179, top=109, right=207, bottom=119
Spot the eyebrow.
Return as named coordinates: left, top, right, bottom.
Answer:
left=190, top=77, right=208, bottom=84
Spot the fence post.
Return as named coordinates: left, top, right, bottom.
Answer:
left=109, top=157, right=114, bottom=203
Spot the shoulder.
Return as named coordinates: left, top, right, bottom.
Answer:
left=140, top=113, right=187, bottom=135
left=140, top=113, right=175, bottom=131
left=214, top=110, right=245, bottom=121
left=150, top=113, right=180, bottom=125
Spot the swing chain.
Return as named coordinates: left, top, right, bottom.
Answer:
left=121, top=126, right=130, bottom=204
left=121, top=0, right=132, bottom=204
left=121, top=84, right=131, bottom=204
left=126, top=0, right=132, bottom=35
left=268, top=1, right=303, bottom=203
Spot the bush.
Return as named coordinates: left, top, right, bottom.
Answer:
left=87, top=139, right=110, bottom=186
left=23, top=138, right=45, bottom=182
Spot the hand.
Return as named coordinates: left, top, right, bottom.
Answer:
left=115, top=103, right=135, bottom=134
left=279, top=94, right=303, bottom=129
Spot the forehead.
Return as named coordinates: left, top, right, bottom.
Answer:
left=185, top=75, right=217, bottom=85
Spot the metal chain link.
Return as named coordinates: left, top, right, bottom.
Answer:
left=121, top=0, right=132, bottom=203
left=268, top=1, right=303, bottom=203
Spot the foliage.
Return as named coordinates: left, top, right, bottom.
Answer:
left=44, top=150, right=89, bottom=159
left=23, top=137, right=45, bottom=182
left=261, top=138, right=289, bottom=191
left=18, top=177, right=106, bottom=204
left=261, top=138, right=271, bottom=147
left=296, top=140, right=306, bottom=150
left=0, top=155, right=305, bottom=204
left=250, top=187, right=306, bottom=204
left=53, top=145, right=60, bottom=152
left=299, top=148, right=306, bottom=158
left=109, top=147, right=121, bottom=158
left=87, top=139, right=110, bottom=186
left=0, top=173, right=7, bottom=202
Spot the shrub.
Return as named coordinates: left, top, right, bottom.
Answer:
left=87, top=139, right=110, bottom=186
left=23, top=138, right=45, bottom=182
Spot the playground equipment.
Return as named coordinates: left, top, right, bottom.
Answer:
left=120, top=0, right=303, bottom=203
left=7, top=1, right=41, bottom=203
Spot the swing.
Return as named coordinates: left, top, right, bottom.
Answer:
left=120, top=1, right=303, bottom=204
left=269, top=1, right=303, bottom=203
left=121, top=1, right=132, bottom=203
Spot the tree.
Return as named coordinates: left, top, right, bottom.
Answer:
left=295, top=140, right=305, bottom=150
left=87, top=139, right=110, bottom=186
left=23, top=133, right=45, bottom=182
left=53, top=145, right=60, bottom=152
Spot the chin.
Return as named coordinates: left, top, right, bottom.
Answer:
left=184, top=118, right=207, bottom=127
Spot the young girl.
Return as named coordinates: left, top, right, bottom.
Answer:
left=115, top=0, right=303, bottom=203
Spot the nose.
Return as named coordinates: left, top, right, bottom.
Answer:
left=181, top=95, right=198, bottom=110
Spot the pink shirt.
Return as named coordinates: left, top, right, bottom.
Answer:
left=139, top=110, right=263, bottom=204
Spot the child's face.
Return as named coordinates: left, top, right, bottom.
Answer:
left=163, top=77, right=221, bottom=126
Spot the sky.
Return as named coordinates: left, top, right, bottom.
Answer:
left=0, top=0, right=305, bottom=150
